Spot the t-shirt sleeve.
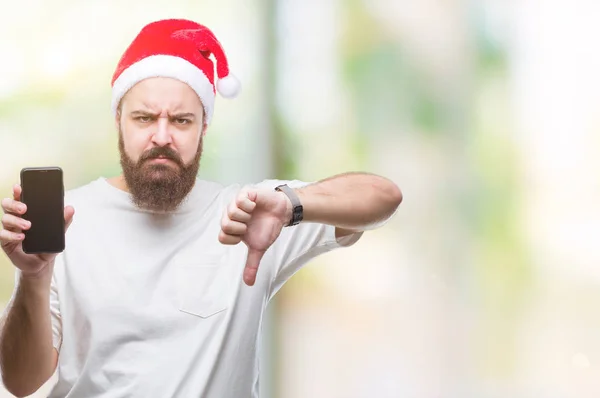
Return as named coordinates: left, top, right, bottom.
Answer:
left=254, top=179, right=363, bottom=300
left=49, top=266, right=63, bottom=351
left=10, top=265, right=62, bottom=351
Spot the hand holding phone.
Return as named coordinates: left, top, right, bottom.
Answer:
left=0, top=167, right=75, bottom=277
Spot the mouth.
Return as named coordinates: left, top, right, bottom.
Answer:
left=145, top=154, right=179, bottom=165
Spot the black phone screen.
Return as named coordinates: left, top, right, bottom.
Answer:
left=20, top=167, right=65, bottom=254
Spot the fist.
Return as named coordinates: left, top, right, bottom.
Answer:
left=219, top=187, right=291, bottom=286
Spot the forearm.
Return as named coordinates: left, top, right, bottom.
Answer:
left=0, top=268, right=57, bottom=397
left=295, top=172, right=402, bottom=230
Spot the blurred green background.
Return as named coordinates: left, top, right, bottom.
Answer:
left=2, top=0, right=600, bottom=397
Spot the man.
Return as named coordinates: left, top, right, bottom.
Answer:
left=0, top=19, right=401, bottom=398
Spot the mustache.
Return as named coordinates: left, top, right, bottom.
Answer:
left=139, top=146, right=184, bottom=167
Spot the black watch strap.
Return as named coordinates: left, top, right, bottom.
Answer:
left=274, top=184, right=303, bottom=226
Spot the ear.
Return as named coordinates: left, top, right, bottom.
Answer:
left=201, top=122, right=208, bottom=138
left=114, top=107, right=122, bottom=132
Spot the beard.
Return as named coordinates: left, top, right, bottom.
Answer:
left=118, top=130, right=203, bottom=213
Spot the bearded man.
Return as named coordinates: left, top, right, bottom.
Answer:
left=0, top=19, right=402, bottom=398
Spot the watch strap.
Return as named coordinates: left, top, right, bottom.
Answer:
left=274, top=184, right=303, bottom=226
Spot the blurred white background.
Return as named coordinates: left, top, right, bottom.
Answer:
left=2, top=0, right=600, bottom=397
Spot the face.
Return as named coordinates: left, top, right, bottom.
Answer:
left=117, top=77, right=207, bottom=213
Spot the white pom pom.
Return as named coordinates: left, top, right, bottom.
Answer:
left=217, top=74, right=241, bottom=98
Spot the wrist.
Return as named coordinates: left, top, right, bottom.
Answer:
left=276, top=190, right=294, bottom=226
left=274, top=184, right=303, bottom=226
left=19, top=262, right=54, bottom=285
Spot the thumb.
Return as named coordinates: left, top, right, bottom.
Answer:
left=243, top=248, right=265, bottom=286
left=64, top=206, right=75, bottom=231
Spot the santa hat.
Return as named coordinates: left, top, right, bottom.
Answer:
left=110, top=19, right=240, bottom=125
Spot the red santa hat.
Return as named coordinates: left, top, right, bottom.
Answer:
left=111, top=19, right=240, bottom=125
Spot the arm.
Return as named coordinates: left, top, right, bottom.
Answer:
left=0, top=184, right=71, bottom=396
left=219, top=172, right=402, bottom=286
left=293, top=172, right=402, bottom=235
left=0, top=268, right=58, bottom=398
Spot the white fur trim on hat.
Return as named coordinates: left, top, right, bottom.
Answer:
left=111, top=55, right=216, bottom=124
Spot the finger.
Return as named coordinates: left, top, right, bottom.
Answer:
left=218, top=230, right=242, bottom=245
left=221, top=219, right=248, bottom=236
left=243, top=248, right=265, bottom=286
left=64, top=206, right=75, bottom=231
left=1, top=197, right=26, bottom=215
left=1, top=213, right=30, bottom=232
left=0, top=229, right=25, bottom=244
left=235, top=190, right=256, bottom=214
left=227, top=201, right=252, bottom=223
left=246, top=190, right=258, bottom=203
left=13, top=184, right=22, bottom=202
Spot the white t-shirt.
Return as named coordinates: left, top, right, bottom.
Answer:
left=26, top=177, right=360, bottom=398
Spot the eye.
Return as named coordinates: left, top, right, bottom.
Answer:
left=174, top=118, right=191, bottom=125
left=135, top=116, right=152, bottom=123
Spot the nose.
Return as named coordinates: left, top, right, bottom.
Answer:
left=151, top=116, right=173, bottom=147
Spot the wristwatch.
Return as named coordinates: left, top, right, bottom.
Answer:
left=274, top=184, right=303, bottom=226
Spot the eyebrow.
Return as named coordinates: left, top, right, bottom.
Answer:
left=169, top=113, right=196, bottom=120
left=130, top=110, right=158, bottom=117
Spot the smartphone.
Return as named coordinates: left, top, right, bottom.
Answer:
left=20, top=167, right=65, bottom=254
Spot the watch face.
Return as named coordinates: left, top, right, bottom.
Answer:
left=292, top=205, right=304, bottom=225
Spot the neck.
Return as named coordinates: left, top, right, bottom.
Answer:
left=106, top=175, right=130, bottom=193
